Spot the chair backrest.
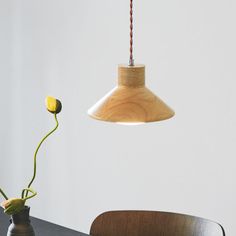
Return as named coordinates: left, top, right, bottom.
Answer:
left=90, top=211, right=225, bottom=236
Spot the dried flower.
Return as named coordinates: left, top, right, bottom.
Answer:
left=45, top=96, right=62, bottom=114
left=1, top=198, right=25, bottom=215
left=0, top=97, right=61, bottom=217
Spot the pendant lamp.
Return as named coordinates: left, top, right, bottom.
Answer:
left=88, top=0, right=175, bottom=124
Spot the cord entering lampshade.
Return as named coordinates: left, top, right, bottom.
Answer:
left=88, top=0, right=175, bottom=123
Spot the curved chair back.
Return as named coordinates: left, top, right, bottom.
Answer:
left=90, top=211, right=225, bottom=236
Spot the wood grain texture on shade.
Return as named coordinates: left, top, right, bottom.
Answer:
left=90, top=211, right=225, bottom=236
left=88, top=65, right=175, bottom=123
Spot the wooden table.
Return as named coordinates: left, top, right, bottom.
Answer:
left=0, top=210, right=88, bottom=236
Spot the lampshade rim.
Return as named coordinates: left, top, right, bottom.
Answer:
left=88, top=111, right=175, bottom=124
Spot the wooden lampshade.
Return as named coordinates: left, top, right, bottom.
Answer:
left=88, top=64, right=175, bottom=123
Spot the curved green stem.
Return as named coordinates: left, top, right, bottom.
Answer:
left=25, top=113, right=59, bottom=197
left=0, top=188, right=8, bottom=200
left=21, top=188, right=37, bottom=201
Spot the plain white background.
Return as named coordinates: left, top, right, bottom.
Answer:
left=0, top=0, right=235, bottom=235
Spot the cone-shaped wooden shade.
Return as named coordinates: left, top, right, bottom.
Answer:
left=88, top=64, right=175, bottom=123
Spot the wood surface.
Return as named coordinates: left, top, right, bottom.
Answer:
left=88, top=64, right=175, bottom=123
left=90, top=211, right=225, bottom=236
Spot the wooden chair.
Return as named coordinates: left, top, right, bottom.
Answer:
left=90, top=211, right=225, bottom=236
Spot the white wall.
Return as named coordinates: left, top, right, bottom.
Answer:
left=0, top=0, right=236, bottom=235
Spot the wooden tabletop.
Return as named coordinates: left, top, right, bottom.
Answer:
left=0, top=209, right=88, bottom=236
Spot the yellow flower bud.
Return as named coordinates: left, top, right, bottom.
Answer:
left=45, top=96, right=62, bottom=114
left=1, top=198, right=25, bottom=215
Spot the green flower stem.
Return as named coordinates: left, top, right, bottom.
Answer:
left=0, top=188, right=8, bottom=200
left=21, top=188, right=37, bottom=201
left=25, top=113, right=59, bottom=198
